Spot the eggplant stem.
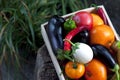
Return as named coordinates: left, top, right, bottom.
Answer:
left=63, top=54, right=74, bottom=62
left=116, top=41, right=120, bottom=49
left=111, top=64, right=120, bottom=80
left=63, top=39, right=75, bottom=46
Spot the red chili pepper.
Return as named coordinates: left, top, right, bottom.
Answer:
left=97, top=7, right=108, bottom=25
left=64, top=26, right=85, bottom=51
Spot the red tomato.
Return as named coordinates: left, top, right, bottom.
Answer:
left=72, top=11, right=93, bottom=30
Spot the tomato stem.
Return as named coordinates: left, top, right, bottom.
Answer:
left=73, top=61, right=78, bottom=69
left=90, top=4, right=98, bottom=9
left=69, top=15, right=74, bottom=20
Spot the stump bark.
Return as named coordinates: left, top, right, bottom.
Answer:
left=34, top=45, right=58, bottom=80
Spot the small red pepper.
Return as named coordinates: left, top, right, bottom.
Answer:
left=64, top=26, right=85, bottom=51
left=97, top=7, right=108, bottom=25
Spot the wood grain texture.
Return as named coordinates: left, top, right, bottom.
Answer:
left=34, top=45, right=58, bottom=80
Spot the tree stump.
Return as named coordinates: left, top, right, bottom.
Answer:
left=34, top=45, right=59, bottom=80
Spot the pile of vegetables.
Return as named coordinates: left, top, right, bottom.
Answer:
left=45, top=6, right=120, bottom=80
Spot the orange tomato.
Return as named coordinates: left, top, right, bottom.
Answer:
left=85, top=59, right=107, bottom=80
left=65, top=61, right=85, bottom=79
left=91, top=13, right=104, bottom=27
left=90, top=24, right=115, bottom=49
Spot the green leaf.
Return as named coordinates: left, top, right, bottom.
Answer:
left=57, top=49, right=73, bottom=61
left=57, top=49, right=65, bottom=60
left=20, top=6, right=27, bottom=15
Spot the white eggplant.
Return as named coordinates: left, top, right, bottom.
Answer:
left=72, top=42, right=93, bottom=64
left=64, top=39, right=93, bottom=64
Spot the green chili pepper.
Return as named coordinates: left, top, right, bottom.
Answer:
left=64, top=16, right=76, bottom=32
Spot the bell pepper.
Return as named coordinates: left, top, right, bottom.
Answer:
left=64, top=16, right=76, bottom=32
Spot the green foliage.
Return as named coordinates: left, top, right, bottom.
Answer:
left=0, top=0, right=90, bottom=79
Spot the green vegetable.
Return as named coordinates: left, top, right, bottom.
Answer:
left=111, top=41, right=120, bottom=66
left=64, top=16, right=76, bottom=32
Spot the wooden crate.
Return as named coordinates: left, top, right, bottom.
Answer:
left=41, top=5, right=119, bottom=80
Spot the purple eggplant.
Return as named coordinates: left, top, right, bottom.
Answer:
left=46, top=15, right=65, bottom=55
left=72, top=29, right=90, bottom=44
left=91, top=44, right=116, bottom=68
left=97, top=7, right=108, bottom=25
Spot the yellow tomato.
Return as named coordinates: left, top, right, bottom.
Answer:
left=65, top=61, right=85, bottom=79
left=91, top=13, right=104, bottom=27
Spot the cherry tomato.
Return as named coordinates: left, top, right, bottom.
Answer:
left=72, top=11, right=93, bottom=30
left=65, top=61, right=85, bottom=79
left=85, top=59, right=107, bottom=80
